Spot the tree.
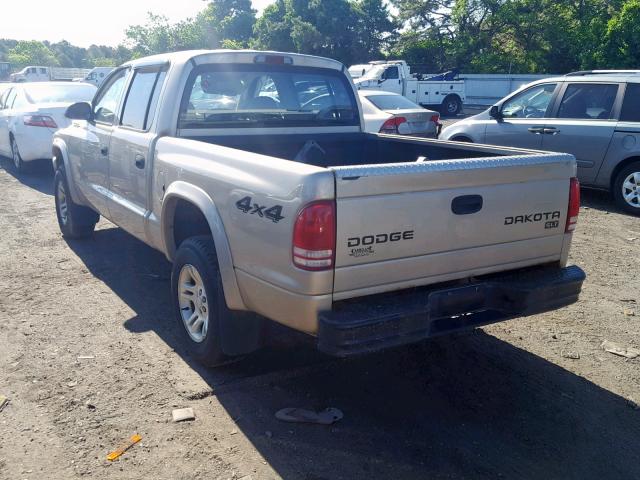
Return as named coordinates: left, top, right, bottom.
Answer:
left=200, top=0, right=257, bottom=46
left=7, top=40, right=59, bottom=68
left=598, top=0, right=640, bottom=68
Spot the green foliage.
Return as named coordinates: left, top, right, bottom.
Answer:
left=7, top=41, right=60, bottom=69
left=1, top=0, right=640, bottom=74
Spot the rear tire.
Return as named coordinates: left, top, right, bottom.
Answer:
left=441, top=96, right=462, bottom=117
left=54, top=167, right=99, bottom=238
left=171, top=236, right=262, bottom=367
left=10, top=137, right=25, bottom=173
left=613, top=162, right=640, bottom=215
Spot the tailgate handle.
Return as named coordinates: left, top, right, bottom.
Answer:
left=452, top=195, right=483, bottom=215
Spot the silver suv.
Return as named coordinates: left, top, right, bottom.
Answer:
left=441, top=71, right=640, bottom=214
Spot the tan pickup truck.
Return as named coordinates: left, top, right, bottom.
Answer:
left=52, top=50, right=585, bottom=366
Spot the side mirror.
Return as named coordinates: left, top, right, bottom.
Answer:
left=489, top=105, right=502, bottom=119
left=65, top=101, right=93, bottom=121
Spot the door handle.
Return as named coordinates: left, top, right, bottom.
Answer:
left=543, top=127, right=560, bottom=135
left=100, top=145, right=108, bottom=155
left=528, top=127, right=544, bottom=134
left=134, top=154, right=145, bottom=169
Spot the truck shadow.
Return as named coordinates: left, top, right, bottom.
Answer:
left=66, top=225, right=640, bottom=480
left=0, top=157, right=54, bottom=196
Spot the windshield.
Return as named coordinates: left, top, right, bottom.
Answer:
left=179, top=64, right=358, bottom=129
left=24, top=84, right=96, bottom=104
left=366, top=94, right=420, bottom=111
left=359, top=65, right=386, bottom=81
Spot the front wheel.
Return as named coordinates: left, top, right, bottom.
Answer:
left=54, top=168, right=99, bottom=238
left=441, top=96, right=462, bottom=117
left=613, top=162, right=640, bottom=215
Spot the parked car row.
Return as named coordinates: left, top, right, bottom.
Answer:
left=441, top=71, right=640, bottom=214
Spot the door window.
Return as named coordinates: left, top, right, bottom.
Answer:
left=620, top=84, right=640, bottom=122
left=120, top=69, right=166, bottom=130
left=40, top=68, right=47, bottom=74
left=501, top=83, right=557, bottom=118
left=384, top=66, right=399, bottom=80
left=93, top=69, right=127, bottom=125
left=557, top=83, right=618, bottom=120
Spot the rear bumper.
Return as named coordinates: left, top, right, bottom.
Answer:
left=318, top=265, right=585, bottom=356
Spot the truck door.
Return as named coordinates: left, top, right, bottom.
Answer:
left=542, top=82, right=620, bottom=184
left=108, top=66, right=167, bottom=241
left=485, top=82, right=559, bottom=150
left=72, top=68, right=128, bottom=217
left=377, top=66, right=403, bottom=95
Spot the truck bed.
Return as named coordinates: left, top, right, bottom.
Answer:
left=175, top=133, right=576, bottom=301
left=183, top=132, right=502, bottom=168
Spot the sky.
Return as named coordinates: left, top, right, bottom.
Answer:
left=2, top=0, right=275, bottom=47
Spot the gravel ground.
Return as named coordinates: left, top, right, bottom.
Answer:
left=1, top=156, right=639, bottom=480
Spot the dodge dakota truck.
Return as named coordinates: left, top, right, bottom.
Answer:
left=52, top=50, right=585, bottom=366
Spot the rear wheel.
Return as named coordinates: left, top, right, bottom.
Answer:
left=10, top=137, right=25, bottom=173
left=441, top=96, right=462, bottom=117
left=171, top=236, right=262, bottom=367
left=613, top=162, right=640, bottom=215
left=54, top=167, right=99, bottom=238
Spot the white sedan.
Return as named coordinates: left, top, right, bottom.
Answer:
left=359, top=90, right=441, bottom=137
left=0, top=82, right=96, bottom=172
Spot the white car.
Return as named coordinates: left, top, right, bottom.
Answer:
left=0, top=82, right=96, bottom=172
left=359, top=90, right=441, bottom=137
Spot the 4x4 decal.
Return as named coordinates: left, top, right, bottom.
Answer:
left=235, top=196, right=285, bottom=223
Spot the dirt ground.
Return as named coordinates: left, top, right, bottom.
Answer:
left=1, top=157, right=639, bottom=480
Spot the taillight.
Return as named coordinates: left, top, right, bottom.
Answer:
left=24, top=115, right=58, bottom=128
left=379, top=116, right=407, bottom=134
left=430, top=113, right=440, bottom=124
left=566, top=177, right=580, bottom=232
left=292, top=201, right=336, bottom=271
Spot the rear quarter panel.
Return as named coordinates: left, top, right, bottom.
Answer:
left=153, top=137, right=336, bottom=296
left=595, top=123, right=640, bottom=188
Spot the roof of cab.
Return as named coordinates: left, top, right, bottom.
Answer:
left=122, top=49, right=345, bottom=71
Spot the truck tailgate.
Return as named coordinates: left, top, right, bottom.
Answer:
left=330, top=153, right=576, bottom=300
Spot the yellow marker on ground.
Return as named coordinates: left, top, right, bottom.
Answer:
left=106, top=434, right=142, bottom=461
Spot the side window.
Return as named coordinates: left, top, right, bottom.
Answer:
left=120, top=69, right=166, bottom=130
left=501, top=83, right=557, bottom=118
left=93, top=70, right=127, bottom=125
left=384, top=66, right=399, bottom=80
left=40, top=68, right=47, bottom=74
left=12, top=90, right=27, bottom=110
left=557, top=83, right=618, bottom=120
left=145, top=70, right=167, bottom=129
left=0, top=88, right=11, bottom=109
left=5, top=89, right=17, bottom=110
left=620, top=84, right=640, bottom=122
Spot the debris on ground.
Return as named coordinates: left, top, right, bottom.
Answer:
left=275, top=407, right=343, bottom=425
left=623, top=308, right=635, bottom=316
left=172, top=407, right=195, bottom=423
left=106, top=434, right=142, bottom=461
left=77, top=355, right=95, bottom=360
left=601, top=340, right=640, bottom=359
left=0, top=395, right=9, bottom=412
left=561, top=351, right=580, bottom=360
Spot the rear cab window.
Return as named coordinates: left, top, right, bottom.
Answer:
left=179, top=64, right=358, bottom=130
left=620, top=83, right=640, bottom=122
